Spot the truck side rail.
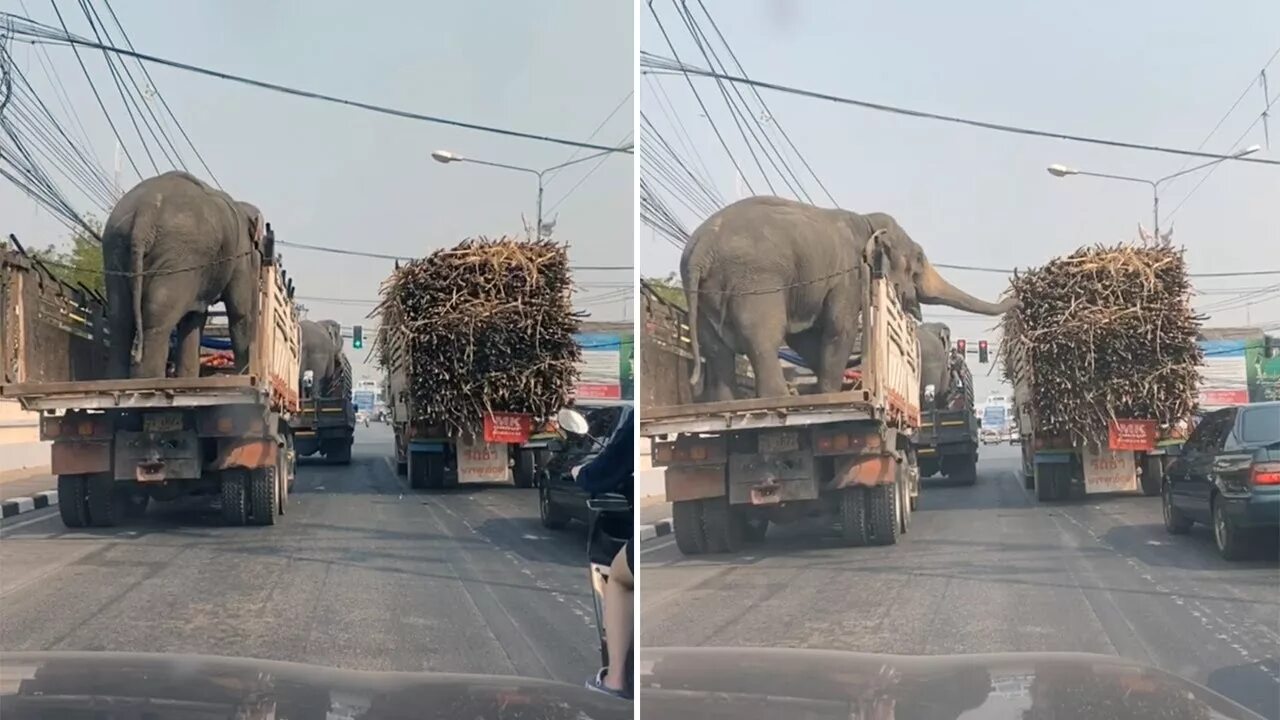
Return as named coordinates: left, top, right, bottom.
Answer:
left=0, top=376, right=266, bottom=411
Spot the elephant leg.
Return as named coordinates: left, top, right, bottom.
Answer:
left=134, top=290, right=189, bottom=379
left=700, top=345, right=738, bottom=402
left=221, top=276, right=256, bottom=374
left=813, top=301, right=859, bottom=395
left=174, top=311, right=206, bottom=378
left=729, top=295, right=789, bottom=399
left=104, top=272, right=133, bottom=380
left=785, top=328, right=825, bottom=393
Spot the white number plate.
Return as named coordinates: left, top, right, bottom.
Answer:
left=758, top=431, right=799, bottom=454
left=143, top=413, right=183, bottom=433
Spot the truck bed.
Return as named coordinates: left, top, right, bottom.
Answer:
left=641, top=390, right=882, bottom=435
left=0, top=375, right=268, bottom=411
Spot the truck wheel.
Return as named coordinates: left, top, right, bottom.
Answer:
left=539, top=481, right=570, bottom=529
left=1035, top=463, right=1059, bottom=502
left=396, top=460, right=408, bottom=476
left=285, top=434, right=297, bottom=492
left=898, top=476, right=912, bottom=535
left=327, top=442, right=353, bottom=465
left=124, top=492, right=149, bottom=519
left=221, top=472, right=248, bottom=526
left=248, top=468, right=277, bottom=526
left=277, top=450, right=289, bottom=516
left=513, top=449, right=537, bottom=488
left=672, top=500, right=709, bottom=555
left=866, top=483, right=899, bottom=546
left=57, top=475, right=90, bottom=528
left=1023, top=470, right=1035, bottom=490
left=426, top=454, right=447, bottom=489
left=1140, top=456, right=1163, bottom=497
left=953, top=458, right=978, bottom=486
left=86, top=474, right=124, bottom=528
left=702, top=497, right=744, bottom=553
left=838, top=487, right=870, bottom=547
left=742, top=516, right=769, bottom=543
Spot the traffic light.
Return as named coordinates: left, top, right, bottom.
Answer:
left=352, top=325, right=363, bottom=350
left=956, top=339, right=966, bottom=355
left=978, top=340, right=989, bottom=364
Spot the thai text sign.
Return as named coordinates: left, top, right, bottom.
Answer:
left=483, top=412, right=532, bottom=444
left=1108, top=419, right=1156, bottom=451
left=458, top=437, right=509, bottom=484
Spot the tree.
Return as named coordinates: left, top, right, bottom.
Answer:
left=36, top=218, right=105, bottom=297
left=644, top=272, right=686, bottom=309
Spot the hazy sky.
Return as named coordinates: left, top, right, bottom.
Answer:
left=1, top=0, right=634, bottom=381
left=641, top=0, right=1279, bottom=401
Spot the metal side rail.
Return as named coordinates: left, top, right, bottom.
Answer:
left=0, top=376, right=268, bottom=411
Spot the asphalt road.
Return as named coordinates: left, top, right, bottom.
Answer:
left=641, top=444, right=1280, bottom=720
left=0, top=423, right=601, bottom=685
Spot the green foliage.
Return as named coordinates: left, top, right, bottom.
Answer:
left=645, top=272, right=686, bottom=309
left=31, top=218, right=106, bottom=296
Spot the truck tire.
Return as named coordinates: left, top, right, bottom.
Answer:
left=743, top=516, right=769, bottom=543
left=672, top=500, right=709, bottom=555
left=248, top=468, right=277, bottom=526
left=838, top=487, right=870, bottom=547
left=1036, top=463, right=1068, bottom=502
left=327, top=441, right=353, bottom=465
left=408, top=450, right=429, bottom=490
left=124, top=492, right=149, bottom=519
left=221, top=472, right=248, bottom=526
left=1024, top=470, right=1035, bottom=490
left=277, top=450, right=289, bottom=516
left=866, top=483, right=899, bottom=546
left=513, top=449, right=537, bottom=488
left=285, top=434, right=297, bottom=492
left=57, top=475, right=89, bottom=528
left=86, top=474, right=124, bottom=528
left=396, top=460, right=408, bottom=476
left=952, top=457, right=978, bottom=486
left=702, top=497, right=745, bottom=553
left=1140, top=456, right=1163, bottom=497
left=898, top=475, right=911, bottom=535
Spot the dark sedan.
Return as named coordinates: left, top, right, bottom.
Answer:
left=1162, top=401, right=1280, bottom=559
left=539, top=403, right=631, bottom=530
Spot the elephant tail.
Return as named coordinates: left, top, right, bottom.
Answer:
left=129, top=238, right=145, bottom=367
left=683, top=257, right=704, bottom=387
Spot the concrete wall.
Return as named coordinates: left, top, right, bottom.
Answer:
left=0, top=400, right=48, bottom=473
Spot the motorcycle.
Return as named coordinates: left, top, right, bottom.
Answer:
left=555, top=407, right=634, bottom=699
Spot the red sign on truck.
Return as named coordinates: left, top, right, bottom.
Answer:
left=483, top=412, right=532, bottom=444
left=1108, top=419, right=1156, bottom=451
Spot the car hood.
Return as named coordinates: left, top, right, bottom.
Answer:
left=641, top=647, right=1262, bottom=720
left=0, top=651, right=628, bottom=720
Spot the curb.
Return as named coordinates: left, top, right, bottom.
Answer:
left=639, top=518, right=672, bottom=542
left=0, top=490, right=58, bottom=519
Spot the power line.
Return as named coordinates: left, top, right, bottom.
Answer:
left=641, top=54, right=1280, bottom=166
left=4, top=15, right=633, bottom=155
left=544, top=91, right=632, bottom=183
left=544, top=130, right=633, bottom=215
left=1165, top=90, right=1278, bottom=222
left=275, top=238, right=632, bottom=270
left=929, top=261, right=1280, bottom=279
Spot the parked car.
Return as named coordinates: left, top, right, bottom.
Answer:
left=539, top=403, right=632, bottom=530
left=1162, top=401, right=1280, bottom=559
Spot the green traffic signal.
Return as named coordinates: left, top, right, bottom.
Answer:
left=352, top=325, right=363, bottom=349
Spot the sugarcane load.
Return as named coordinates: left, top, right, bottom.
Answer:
left=1003, top=241, right=1202, bottom=502
left=377, top=236, right=582, bottom=490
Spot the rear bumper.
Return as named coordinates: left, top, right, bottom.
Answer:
left=1221, top=487, right=1280, bottom=529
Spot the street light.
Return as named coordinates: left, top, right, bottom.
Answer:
left=430, top=148, right=616, bottom=240
left=1046, top=145, right=1261, bottom=238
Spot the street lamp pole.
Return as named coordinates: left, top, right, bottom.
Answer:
left=431, top=149, right=615, bottom=239
left=1046, top=144, right=1262, bottom=238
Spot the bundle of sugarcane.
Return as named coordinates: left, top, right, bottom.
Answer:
left=1000, top=243, right=1202, bottom=445
left=375, top=236, right=582, bottom=435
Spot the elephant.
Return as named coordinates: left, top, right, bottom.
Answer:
left=917, top=322, right=952, bottom=409
left=102, top=171, right=266, bottom=379
left=300, top=319, right=345, bottom=397
left=682, top=196, right=1013, bottom=401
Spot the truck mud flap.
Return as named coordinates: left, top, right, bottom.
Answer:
left=665, top=465, right=725, bottom=502
left=830, top=454, right=899, bottom=489
left=51, top=441, right=111, bottom=476
left=212, top=439, right=278, bottom=471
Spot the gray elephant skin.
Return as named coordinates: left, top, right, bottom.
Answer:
left=300, top=319, right=345, bottom=396
left=682, top=196, right=1012, bottom=401
left=917, top=322, right=952, bottom=409
left=102, top=171, right=266, bottom=379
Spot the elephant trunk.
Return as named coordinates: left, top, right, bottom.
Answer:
left=918, top=262, right=1015, bottom=315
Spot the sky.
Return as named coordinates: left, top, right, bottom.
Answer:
left=640, top=0, right=1280, bottom=402
left=0, top=0, right=634, bottom=382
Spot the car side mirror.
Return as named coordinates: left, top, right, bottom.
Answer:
left=556, top=408, right=590, bottom=436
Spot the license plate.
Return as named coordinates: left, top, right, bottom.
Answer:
left=144, top=412, right=183, bottom=433
left=758, top=431, right=799, bottom=454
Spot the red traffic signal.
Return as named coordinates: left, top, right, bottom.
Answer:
left=956, top=339, right=967, bottom=354
left=978, top=340, right=989, bottom=364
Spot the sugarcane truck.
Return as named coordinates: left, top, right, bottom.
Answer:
left=1011, top=348, right=1187, bottom=502
left=641, top=237, right=922, bottom=554
left=385, top=353, right=547, bottom=490
left=290, top=351, right=354, bottom=464
left=915, top=345, right=979, bottom=484
left=0, top=230, right=301, bottom=528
